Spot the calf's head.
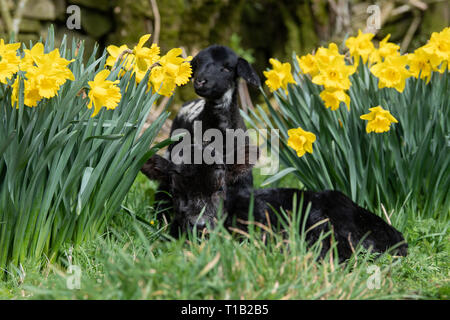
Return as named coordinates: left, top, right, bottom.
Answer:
left=190, top=45, right=261, bottom=100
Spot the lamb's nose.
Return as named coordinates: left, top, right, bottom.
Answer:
left=195, top=78, right=207, bottom=87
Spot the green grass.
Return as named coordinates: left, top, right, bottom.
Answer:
left=0, top=171, right=448, bottom=300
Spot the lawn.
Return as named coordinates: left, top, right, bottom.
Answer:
left=1, top=171, right=448, bottom=300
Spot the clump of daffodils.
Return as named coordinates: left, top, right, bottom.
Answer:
left=105, top=34, right=160, bottom=83
left=345, top=29, right=411, bottom=93
left=264, top=27, right=449, bottom=158
left=106, top=34, right=192, bottom=97
left=8, top=42, right=75, bottom=108
left=1, top=34, right=192, bottom=117
left=297, top=43, right=355, bottom=111
left=344, top=28, right=449, bottom=92
left=421, top=27, right=450, bottom=72
left=405, top=27, right=450, bottom=84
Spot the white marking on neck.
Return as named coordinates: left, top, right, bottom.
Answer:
left=214, top=87, right=234, bottom=109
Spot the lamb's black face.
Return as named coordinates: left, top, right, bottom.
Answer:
left=169, top=163, right=227, bottom=233
left=191, top=46, right=238, bottom=100
left=190, top=45, right=261, bottom=100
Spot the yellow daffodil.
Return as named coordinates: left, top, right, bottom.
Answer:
left=87, top=69, right=122, bottom=117
left=173, top=62, right=192, bottom=86
left=105, top=44, right=134, bottom=75
left=296, top=53, right=318, bottom=76
left=369, top=34, right=400, bottom=64
left=421, top=27, right=450, bottom=72
left=149, top=66, right=177, bottom=97
left=106, top=35, right=161, bottom=83
left=132, top=34, right=160, bottom=83
left=149, top=48, right=192, bottom=97
left=19, top=42, right=45, bottom=72
left=319, top=89, right=350, bottom=111
left=360, top=106, right=398, bottom=133
left=263, top=58, right=296, bottom=94
left=133, top=34, right=152, bottom=68
left=26, top=49, right=74, bottom=96
left=23, top=80, right=43, bottom=107
left=345, top=29, right=375, bottom=66
left=312, top=56, right=355, bottom=91
left=11, top=76, right=44, bottom=108
left=0, top=39, right=21, bottom=84
left=377, top=34, right=400, bottom=58
left=26, top=68, right=60, bottom=98
left=370, top=55, right=410, bottom=92
left=314, top=43, right=342, bottom=66
left=158, top=48, right=192, bottom=86
left=287, top=127, right=316, bottom=157
left=10, top=46, right=74, bottom=107
left=407, top=48, right=433, bottom=83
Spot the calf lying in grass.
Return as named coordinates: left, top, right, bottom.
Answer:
left=141, top=147, right=407, bottom=262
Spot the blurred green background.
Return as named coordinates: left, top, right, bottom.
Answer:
left=1, top=0, right=448, bottom=65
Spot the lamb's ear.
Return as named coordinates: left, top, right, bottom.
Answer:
left=226, top=143, right=259, bottom=182
left=237, top=57, right=261, bottom=87
left=141, top=155, right=173, bottom=183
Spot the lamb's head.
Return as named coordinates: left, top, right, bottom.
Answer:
left=190, top=45, right=260, bottom=101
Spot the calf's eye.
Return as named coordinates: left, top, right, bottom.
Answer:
left=221, top=66, right=231, bottom=73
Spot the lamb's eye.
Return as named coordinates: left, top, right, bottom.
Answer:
left=221, top=66, right=231, bottom=73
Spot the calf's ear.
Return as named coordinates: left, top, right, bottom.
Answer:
left=237, top=57, right=261, bottom=87
left=141, top=155, right=173, bottom=182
